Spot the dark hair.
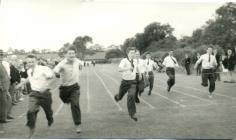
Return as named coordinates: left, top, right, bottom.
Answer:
left=146, top=52, right=150, bottom=55
left=67, top=47, right=76, bottom=53
left=26, top=54, right=37, bottom=59
left=126, top=47, right=136, bottom=54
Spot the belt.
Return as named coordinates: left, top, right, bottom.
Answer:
left=31, top=89, right=50, bottom=94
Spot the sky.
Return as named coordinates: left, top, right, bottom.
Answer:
left=0, top=0, right=226, bottom=51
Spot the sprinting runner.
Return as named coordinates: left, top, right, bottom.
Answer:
left=53, top=48, right=83, bottom=133
left=194, top=47, right=217, bottom=98
left=114, top=47, right=138, bottom=121
left=16, top=54, right=55, bottom=138
left=213, top=49, right=222, bottom=81
left=134, top=50, right=146, bottom=103
left=162, top=50, right=179, bottom=92
left=144, top=52, right=158, bottom=95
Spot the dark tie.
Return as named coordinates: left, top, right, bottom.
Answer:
left=31, top=67, right=35, bottom=76
left=130, top=59, right=134, bottom=72
left=208, top=55, right=211, bottom=62
left=170, top=56, right=176, bottom=64
left=147, top=59, right=149, bottom=65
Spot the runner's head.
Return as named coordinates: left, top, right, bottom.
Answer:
left=185, top=54, right=188, bottom=58
left=227, top=49, right=232, bottom=56
left=168, top=50, right=174, bottom=56
left=146, top=52, right=151, bottom=59
left=207, top=47, right=213, bottom=55
left=66, top=48, right=76, bottom=62
left=135, top=50, right=140, bottom=59
left=213, top=48, right=218, bottom=55
left=26, top=54, right=37, bottom=69
left=126, top=47, right=136, bottom=60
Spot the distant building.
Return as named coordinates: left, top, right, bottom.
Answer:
left=84, top=51, right=108, bottom=63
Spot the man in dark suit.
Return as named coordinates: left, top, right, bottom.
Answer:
left=184, top=54, right=191, bottom=75
left=223, top=49, right=236, bottom=83
left=213, top=49, right=222, bottom=81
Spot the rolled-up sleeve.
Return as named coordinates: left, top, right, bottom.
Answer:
left=53, top=62, right=62, bottom=74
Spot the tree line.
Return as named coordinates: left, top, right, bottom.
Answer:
left=106, top=2, right=236, bottom=62
left=58, top=2, right=236, bottom=62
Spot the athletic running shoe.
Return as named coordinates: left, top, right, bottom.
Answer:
left=28, top=128, right=35, bottom=138
left=208, top=92, right=213, bottom=98
left=130, top=114, right=138, bottom=122
left=167, top=86, right=171, bottom=92
left=75, top=125, right=81, bottom=133
left=19, top=97, right=24, bottom=101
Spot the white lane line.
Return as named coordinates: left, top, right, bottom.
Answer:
left=100, top=71, right=155, bottom=109
left=101, top=70, right=187, bottom=108
left=55, top=103, right=64, bottom=116
left=177, top=84, right=236, bottom=100
left=86, top=68, right=91, bottom=113
left=18, top=112, right=26, bottom=118
left=152, top=89, right=186, bottom=107
left=139, top=97, right=155, bottom=109
left=93, top=69, right=122, bottom=111
left=156, top=85, right=215, bottom=104
left=155, top=76, right=236, bottom=100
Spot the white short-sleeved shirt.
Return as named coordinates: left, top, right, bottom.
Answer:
left=53, top=58, right=83, bottom=86
left=162, top=56, right=179, bottom=68
left=133, top=58, right=146, bottom=74
left=196, top=54, right=217, bottom=69
left=28, top=65, right=55, bottom=92
left=119, top=58, right=136, bottom=80
left=145, top=59, right=158, bottom=72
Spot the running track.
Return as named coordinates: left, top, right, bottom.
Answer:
left=1, top=64, right=236, bottom=139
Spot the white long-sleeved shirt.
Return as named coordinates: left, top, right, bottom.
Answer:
left=27, top=65, right=55, bottom=93
left=196, top=53, right=217, bottom=69
left=133, top=58, right=146, bottom=74
left=119, top=58, right=137, bottom=80
left=144, top=59, right=158, bottom=72
left=162, top=56, right=179, bottom=68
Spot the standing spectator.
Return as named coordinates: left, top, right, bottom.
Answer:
left=222, top=49, right=236, bottom=83
left=184, top=54, right=191, bottom=75
left=0, top=49, right=11, bottom=134
left=213, top=49, right=222, bottom=81
left=196, top=53, right=202, bottom=76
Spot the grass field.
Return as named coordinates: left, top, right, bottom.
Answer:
left=1, top=64, right=236, bottom=139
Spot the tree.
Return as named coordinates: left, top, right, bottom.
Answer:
left=72, top=35, right=93, bottom=58
left=58, top=42, right=72, bottom=57
left=105, top=49, right=124, bottom=59
left=121, top=22, right=175, bottom=54
left=121, top=37, right=135, bottom=54
left=88, top=44, right=104, bottom=51
left=31, top=49, right=39, bottom=54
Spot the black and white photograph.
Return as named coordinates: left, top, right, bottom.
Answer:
left=0, top=0, right=236, bottom=139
